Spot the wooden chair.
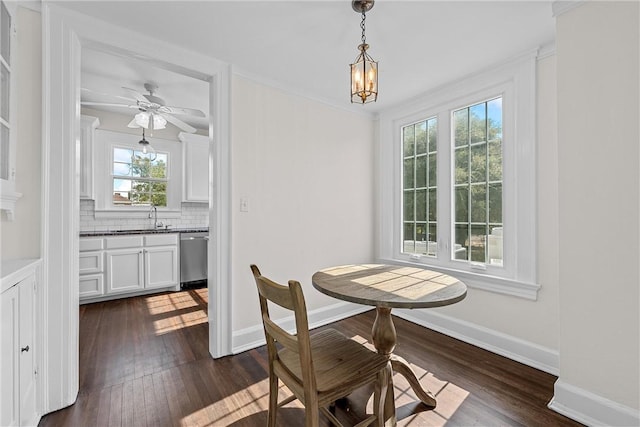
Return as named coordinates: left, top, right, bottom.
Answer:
left=250, top=264, right=392, bottom=427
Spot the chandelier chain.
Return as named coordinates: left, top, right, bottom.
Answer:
left=360, top=11, right=367, bottom=45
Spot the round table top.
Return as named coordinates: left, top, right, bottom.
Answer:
left=312, top=264, right=467, bottom=309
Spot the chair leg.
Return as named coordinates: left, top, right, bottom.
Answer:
left=374, top=364, right=392, bottom=427
left=268, top=374, right=279, bottom=427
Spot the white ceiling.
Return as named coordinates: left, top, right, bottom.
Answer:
left=61, top=0, right=556, bottom=125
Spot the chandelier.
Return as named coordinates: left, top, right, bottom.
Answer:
left=350, top=0, right=378, bottom=104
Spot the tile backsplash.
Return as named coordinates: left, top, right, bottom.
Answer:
left=80, top=200, right=209, bottom=232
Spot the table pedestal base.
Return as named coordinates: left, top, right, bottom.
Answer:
left=372, top=307, right=436, bottom=425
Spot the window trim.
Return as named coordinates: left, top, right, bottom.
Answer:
left=377, top=49, right=540, bottom=300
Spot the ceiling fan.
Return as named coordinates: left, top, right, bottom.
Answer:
left=81, top=82, right=205, bottom=134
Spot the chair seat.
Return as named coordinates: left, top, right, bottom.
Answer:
left=278, top=328, right=389, bottom=393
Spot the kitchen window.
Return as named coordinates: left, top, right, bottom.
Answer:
left=112, top=147, right=168, bottom=207
left=379, top=51, right=539, bottom=299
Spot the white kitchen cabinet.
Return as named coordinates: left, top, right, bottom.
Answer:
left=80, top=233, right=179, bottom=302
left=79, top=115, right=100, bottom=200
left=1, top=259, right=40, bottom=427
left=145, top=246, right=178, bottom=289
left=105, top=248, right=145, bottom=294
left=179, top=132, right=209, bottom=202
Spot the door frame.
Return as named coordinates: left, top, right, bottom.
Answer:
left=41, top=4, right=232, bottom=414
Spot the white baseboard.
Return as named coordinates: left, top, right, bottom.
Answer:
left=231, top=301, right=371, bottom=354
left=393, top=308, right=560, bottom=375
left=548, top=380, right=640, bottom=426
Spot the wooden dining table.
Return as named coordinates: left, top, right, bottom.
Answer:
left=312, top=264, right=467, bottom=425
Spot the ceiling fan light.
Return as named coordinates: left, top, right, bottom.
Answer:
left=134, top=112, right=150, bottom=128
left=152, top=113, right=167, bottom=130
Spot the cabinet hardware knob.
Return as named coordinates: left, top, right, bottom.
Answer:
left=21, top=345, right=29, bottom=352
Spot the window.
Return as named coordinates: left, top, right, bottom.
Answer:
left=402, top=118, right=438, bottom=256
left=379, top=51, right=539, bottom=299
left=112, top=147, right=168, bottom=207
left=452, top=97, right=503, bottom=265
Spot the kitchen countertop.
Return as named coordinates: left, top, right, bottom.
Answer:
left=80, top=227, right=208, bottom=237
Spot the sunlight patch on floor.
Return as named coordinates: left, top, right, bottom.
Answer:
left=144, top=292, right=201, bottom=315
left=180, top=379, right=300, bottom=426
left=152, top=310, right=208, bottom=335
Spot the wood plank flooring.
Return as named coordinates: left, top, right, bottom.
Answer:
left=39, top=289, right=582, bottom=427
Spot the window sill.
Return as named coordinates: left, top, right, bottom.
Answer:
left=377, top=257, right=540, bottom=300
left=94, top=209, right=183, bottom=220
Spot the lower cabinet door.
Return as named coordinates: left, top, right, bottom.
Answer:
left=79, top=273, right=105, bottom=299
left=144, top=246, right=178, bottom=289
left=106, top=249, right=144, bottom=294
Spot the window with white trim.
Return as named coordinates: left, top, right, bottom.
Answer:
left=112, top=147, right=168, bottom=207
left=379, top=51, right=539, bottom=299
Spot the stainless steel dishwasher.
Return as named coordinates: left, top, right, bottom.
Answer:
left=180, top=231, right=208, bottom=288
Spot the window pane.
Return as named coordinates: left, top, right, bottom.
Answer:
left=488, top=225, right=503, bottom=266
left=453, top=109, right=468, bottom=147
left=403, top=125, right=415, bottom=157
left=428, top=118, right=437, bottom=153
left=132, top=156, right=151, bottom=177
left=454, top=147, right=468, bottom=184
left=1, top=62, right=8, bottom=122
left=428, top=188, right=437, bottom=221
left=470, top=225, right=487, bottom=263
left=416, top=223, right=427, bottom=246
left=487, top=97, right=502, bottom=141
left=403, top=190, right=414, bottom=221
left=113, top=162, right=131, bottom=176
left=113, top=148, right=132, bottom=163
left=113, top=178, right=131, bottom=192
left=0, top=122, right=7, bottom=180
left=455, top=186, right=468, bottom=223
left=488, top=182, right=502, bottom=224
left=151, top=181, right=167, bottom=193
left=470, top=143, right=486, bottom=183
left=455, top=224, right=469, bottom=260
left=403, top=158, right=414, bottom=189
left=428, top=153, right=437, bottom=187
left=113, top=192, right=131, bottom=205
left=403, top=223, right=415, bottom=253
left=488, top=140, right=502, bottom=181
left=415, top=121, right=427, bottom=155
left=428, top=222, right=437, bottom=247
left=1, top=2, right=9, bottom=65
left=151, top=193, right=167, bottom=207
left=415, top=156, right=426, bottom=188
left=415, top=189, right=426, bottom=222
left=470, top=184, right=486, bottom=223
left=469, top=103, right=486, bottom=143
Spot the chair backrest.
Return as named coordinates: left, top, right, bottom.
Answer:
left=250, top=265, right=317, bottom=392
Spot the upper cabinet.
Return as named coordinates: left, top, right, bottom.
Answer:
left=0, top=1, right=21, bottom=220
left=79, top=115, right=100, bottom=200
left=179, top=132, right=209, bottom=203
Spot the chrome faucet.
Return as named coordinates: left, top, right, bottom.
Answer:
left=148, top=204, right=162, bottom=229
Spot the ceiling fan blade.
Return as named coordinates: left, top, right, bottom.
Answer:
left=122, top=87, right=149, bottom=103
left=161, top=113, right=197, bottom=133
left=81, top=87, right=137, bottom=103
left=81, top=101, right=138, bottom=109
left=164, top=106, right=206, bottom=118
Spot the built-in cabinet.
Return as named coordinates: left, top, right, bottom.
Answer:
left=79, top=115, right=100, bottom=199
left=80, top=233, right=178, bottom=303
left=179, top=132, right=209, bottom=202
left=1, top=259, right=40, bottom=427
left=0, top=1, right=21, bottom=220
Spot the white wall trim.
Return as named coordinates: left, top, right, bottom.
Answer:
left=231, top=302, right=371, bottom=354
left=549, top=380, right=640, bottom=427
left=394, top=308, right=559, bottom=375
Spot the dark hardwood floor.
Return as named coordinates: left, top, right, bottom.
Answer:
left=39, top=289, right=582, bottom=426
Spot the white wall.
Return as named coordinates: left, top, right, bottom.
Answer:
left=0, top=7, right=42, bottom=259
left=231, top=76, right=375, bottom=331
left=555, top=0, right=639, bottom=418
